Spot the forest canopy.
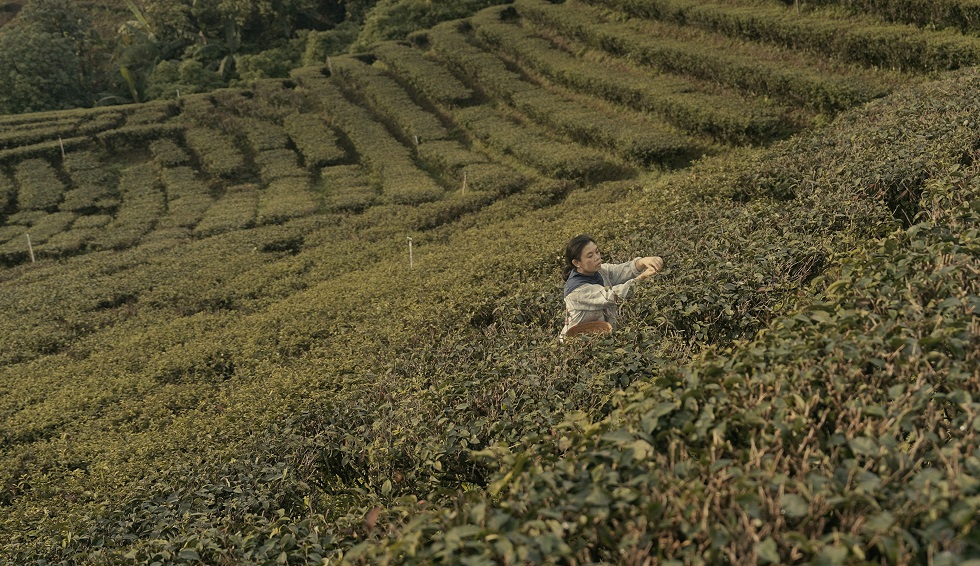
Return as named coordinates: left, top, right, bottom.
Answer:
left=0, top=0, right=506, bottom=115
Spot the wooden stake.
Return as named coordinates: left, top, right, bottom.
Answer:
left=462, top=171, right=467, bottom=194
left=26, top=232, right=35, bottom=263
left=407, top=236, right=414, bottom=269
left=58, top=136, right=65, bottom=158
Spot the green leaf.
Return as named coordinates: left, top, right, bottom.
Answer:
left=780, top=493, right=808, bottom=518
left=848, top=436, right=878, bottom=456
left=864, top=511, right=894, bottom=533
left=757, top=537, right=779, bottom=564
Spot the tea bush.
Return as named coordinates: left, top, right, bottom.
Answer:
left=94, top=163, right=165, bottom=250
left=193, top=184, right=259, bottom=237
left=518, top=0, right=891, bottom=113
left=149, top=138, right=191, bottom=167
left=0, top=171, right=15, bottom=217
left=184, top=127, right=248, bottom=180
left=76, top=111, right=125, bottom=136
left=0, top=124, right=75, bottom=151
left=283, top=112, right=347, bottom=168
left=306, top=76, right=446, bottom=205
left=803, top=0, right=980, bottom=33
left=256, top=149, right=307, bottom=182
left=319, top=165, right=379, bottom=212
left=595, top=0, right=980, bottom=72
left=454, top=105, right=626, bottom=181
left=13, top=158, right=64, bottom=211
left=331, top=55, right=453, bottom=143
left=257, top=177, right=319, bottom=224
left=0, top=136, right=88, bottom=166
left=242, top=118, right=292, bottom=152
left=472, top=3, right=794, bottom=144
left=96, top=124, right=184, bottom=153
left=372, top=40, right=475, bottom=106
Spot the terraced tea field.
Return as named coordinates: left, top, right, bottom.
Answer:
left=2, top=0, right=980, bottom=562
left=3, top=0, right=978, bottom=268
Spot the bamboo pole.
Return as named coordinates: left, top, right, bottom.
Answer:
left=26, top=232, right=35, bottom=263
left=407, top=236, right=414, bottom=269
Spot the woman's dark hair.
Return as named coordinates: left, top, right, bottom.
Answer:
left=562, top=234, right=595, bottom=280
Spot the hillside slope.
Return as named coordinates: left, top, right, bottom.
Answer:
left=1, top=0, right=980, bottom=563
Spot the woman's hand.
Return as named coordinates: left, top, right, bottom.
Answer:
left=635, top=256, right=663, bottom=281
left=635, top=256, right=664, bottom=273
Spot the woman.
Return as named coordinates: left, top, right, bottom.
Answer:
left=561, top=234, right=663, bottom=338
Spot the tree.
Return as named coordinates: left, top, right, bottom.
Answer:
left=0, top=23, right=85, bottom=114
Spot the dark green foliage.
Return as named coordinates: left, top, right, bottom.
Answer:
left=257, top=177, right=318, bottom=223
left=150, top=138, right=191, bottom=167
left=0, top=23, right=85, bottom=114
left=0, top=171, right=14, bottom=217
left=241, top=118, right=292, bottom=152
left=319, top=164, right=378, bottom=211
left=61, top=154, right=120, bottom=212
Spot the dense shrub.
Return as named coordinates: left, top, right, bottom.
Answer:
left=14, top=158, right=64, bottom=211
left=803, top=0, right=980, bottom=33
left=150, top=138, right=191, bottom=167
left=61, top=165, right=120, bottom=213
left=454, top=105, right=626, bottom=181
left=319, top=164, right=379, bottom=212
left=96, top=124, right=185, bottom=153
left=0, top=171, right=15, bottom=217
left=93, top=163, right=165, bottom=250
left=283, top=112, right=347, bottom=168
left=241, top=118, right=292, bottom=152
left=0, top=136, right=89, bottom=166
left=184, top=127, right=248, bottom=180
left=372, top=40, right=475, bottom=105
left=257, top=177, right=319, bottom=223
left=256, top=149, right=307, bottom=182
left=331, top=55, right=452, bottom=142
left=305, top=75, right=445, bottom=204
left=193, top=184, right=259, bottom=237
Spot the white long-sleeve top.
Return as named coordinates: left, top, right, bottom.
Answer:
left=561, top=258, right=642, bottom=337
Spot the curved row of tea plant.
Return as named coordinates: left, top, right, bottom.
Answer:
left=516, top=0, right=897, bottom=113
left=588, top=0, right=980, bottom=72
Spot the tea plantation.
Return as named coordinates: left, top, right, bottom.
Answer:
left=1, top=0, right=980, bottom=563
